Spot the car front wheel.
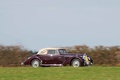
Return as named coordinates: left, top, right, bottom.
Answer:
left=71, top=59, right=81, bottom=67
left=31, top=59, right=40, bottom=68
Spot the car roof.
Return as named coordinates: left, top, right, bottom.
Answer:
left=41, top=48, right=65, bottom=50
left=37, top=48, right=66, bottom=54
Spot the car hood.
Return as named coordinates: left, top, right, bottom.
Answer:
left=61, top=53, right=83, bottom=57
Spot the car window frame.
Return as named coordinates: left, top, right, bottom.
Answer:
left=58, top=49, right=67, bottom=54
left=47, top=50, right=59, bottom=55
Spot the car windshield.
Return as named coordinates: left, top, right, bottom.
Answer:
left=58, top=49, right=67, bottom=54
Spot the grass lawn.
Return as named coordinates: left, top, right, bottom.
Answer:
left=0, top=66, right=120, bottom=80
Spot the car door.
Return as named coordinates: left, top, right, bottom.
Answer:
left=52, top=54, right=65, bottom=64
left=48, top=50, right=65, bottom=64
left=40, top=54, right=54, bottom=64
left=40, top=50, right=65, bottom=64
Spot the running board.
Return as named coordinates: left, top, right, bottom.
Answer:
left=40, top=64, right=63, bottom=67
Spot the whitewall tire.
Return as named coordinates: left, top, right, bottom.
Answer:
left=71, top=59, right=81, bottom=67
left=31, top=59, right=40, bottom=68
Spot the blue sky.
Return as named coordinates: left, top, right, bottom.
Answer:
left=0, top=0, right=120, bottom=51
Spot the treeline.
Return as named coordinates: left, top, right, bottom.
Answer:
left=0, top=45, right=120, bottom=67
left=0, top=45, right=33, bottom=67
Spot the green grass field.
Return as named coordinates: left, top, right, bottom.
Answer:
left=0, top=66, right=120, bottom=80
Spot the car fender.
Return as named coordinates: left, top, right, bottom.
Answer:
left=70, top=57, right=84, bottom=66
left=30, top=56, right=43, bottom=65
left=62, top=56, right=83, bottom=66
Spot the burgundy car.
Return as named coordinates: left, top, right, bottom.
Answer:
left=21, top=48, right=93, bottom=68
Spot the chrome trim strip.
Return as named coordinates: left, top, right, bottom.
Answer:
left=40, top=64, right=63, bottom=66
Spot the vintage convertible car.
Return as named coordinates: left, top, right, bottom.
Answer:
left=21, top=48, right=93, bottom=68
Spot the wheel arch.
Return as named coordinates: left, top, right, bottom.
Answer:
left=30, top=57, right=42, bottom=66
left=70, top=57, right=83, bottom=66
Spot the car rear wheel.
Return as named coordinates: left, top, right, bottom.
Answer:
left=71, top=59, right=81, bottom=67
left=31, top=59, right=40, bottom=68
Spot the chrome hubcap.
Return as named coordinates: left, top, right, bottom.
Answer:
left=32, top=60, right=39, bottom=68
left=73, top=60, right=80, bottom=67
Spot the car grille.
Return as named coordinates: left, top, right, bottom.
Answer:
left=83, top=54, right=89, bottom=65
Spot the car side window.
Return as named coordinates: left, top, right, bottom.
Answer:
left=58, top=49, right=67, bottom=54
left=47, top=50, right=59, bottom=54
left=47, top=50, right=55, bottom=54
